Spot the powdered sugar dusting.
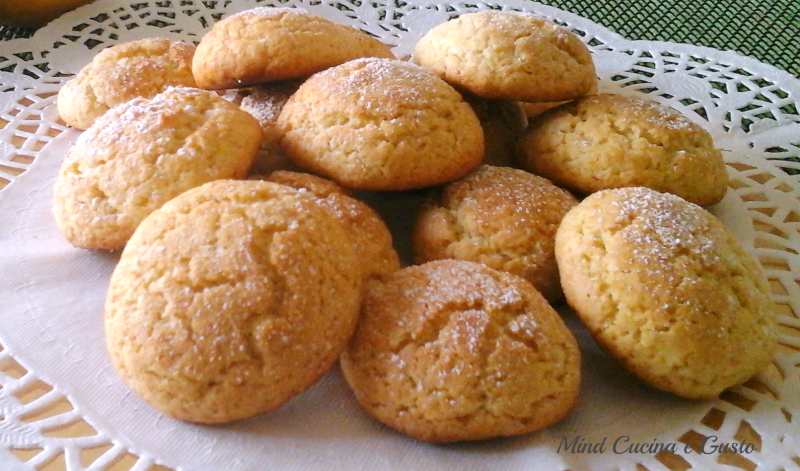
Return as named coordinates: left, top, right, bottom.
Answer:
left=316, top=58, right=447, bottom=104
left=240, top=82, right=299, bottom=127
left=628, top=97, right=694, bottom=131
left=604, top=187, right=722, bottom=275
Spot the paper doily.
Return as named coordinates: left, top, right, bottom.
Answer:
left=1, top=1, right=799, bottom=470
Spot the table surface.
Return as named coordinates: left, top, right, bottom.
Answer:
left=2, top=0, right=799, bottom=76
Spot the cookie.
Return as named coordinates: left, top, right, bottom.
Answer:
left=340, top=260, right=581, bottom=443
left=192, top=7, right=395, bottom=89
left=53, top=87, right=262, bottom=250
left=413, top=165, right=578, bottom=303
left=105, top=179, right=363, bottom=423
left=519, top=93, right=729, bottom=206
left=278, top=58, right=484, bottom=190
left=239, top=81, right=303, bottom=175
left=258, top=171, right=400, bottom=280
left=413, top=11, right=596, bottom=102
left=57, top=38, right=197, bottom=130
left=555, top=187, right=778, bottom=398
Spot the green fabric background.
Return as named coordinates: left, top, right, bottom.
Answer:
left=537, top=0, right=799, bottom=77
left=2, top=0, right=798, bottom=75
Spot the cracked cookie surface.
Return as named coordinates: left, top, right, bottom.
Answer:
left=413, top=165, right=578, bottom=303
left=555, top=187, right=777, bottom=398
left=519, top=93, right=728, bottom=206
left=57, top=38, right=197, bottom=130
left=191, top=7, right=394, bottom=89
left=258, top=171, right=400, bottom=280
left=277, top=58, right=484, bottom=190
left=340, top=260, right=580, bottom=442
left=104, top=179, right=363, bottom=423
left=413, top=11, right=596, bottom=102
left=53, top=87, right=262, bottom=250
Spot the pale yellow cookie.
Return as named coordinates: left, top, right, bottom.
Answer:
left=414, top=165, right=578, bottom=302
left=278, top=58, right=484, bottom=190
left=57, top=38, right=196, bottom=130
left=105, top=179, right=363, bottom=423
left=519, top=93, right=729, bottom=206
left=413, top=11, right=596, bottom=102
left=258, top=171, right=400, bottom=280
left=192, top=7, right=395, bottom=89
left=53, top=87, right=261, bottom=250
left=555, top=187, right=777, bottom=398
left=340, top=259, right=581, bottom=443
left=239, top=81, right=303, bottom=175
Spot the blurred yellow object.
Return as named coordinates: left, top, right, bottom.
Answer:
left=0, top=0, right=94, bottom=28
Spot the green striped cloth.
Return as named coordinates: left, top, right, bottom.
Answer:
left=537, top=0, right=799, bottom=77
left=2, top=0, right=798, bottom=75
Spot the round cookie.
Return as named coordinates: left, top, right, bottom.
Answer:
left=192, top=7, right=395, bottom=89
left=555, top=187, right=778, bottom=399
left=413, top=165, right=578, bottom=303
left=53, top=87, right=262, bottom=250
left=57, top=38, right=197, bottom=130
left=340, top=260, right=581, bottom=443
left=519, top=93, right=729, bottom=206
left=278, top=58, right=485, bottom=190
left=258, top=171, right=401, bottom=280
left=413, top=11, right=596, bottom=102
left=105, top=179, right=363, bottom=423
left=239, top=81, right=303, bottom=175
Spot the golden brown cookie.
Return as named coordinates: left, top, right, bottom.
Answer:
left=53, top=87, right=262, bottom=250
left=278, top=58, right=485, bottom=190
left=57, top=38, right=197, bottom=130
left=340, top=259, right=581, bottom=443
left=239, top=81, right=303, bottom=175
left=413, top=11, right=596, bottom=102
left=519, top=93, right=729, bottom=206
left=105, top=179, right=363, bottom=423
left=258, top=171, right=400, bottom=280
left=192, top=7, right=395, bottom=89
left=414, top=165, right=578, bottom=302
left=555, top=187, right=777, bottom=398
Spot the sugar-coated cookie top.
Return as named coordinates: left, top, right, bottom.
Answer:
left=278, top=58, right=484, bottom=190
left=413, top=165, right=578, bottom=302
left=341, top=259, right=581, bottom=442
left=57, top=38, right=197, bottom=129
left=105, top=179, right=363, bottom=423
left=555, top=186, right=777, bottom=398
left=53, top=86, right=261, bottom=250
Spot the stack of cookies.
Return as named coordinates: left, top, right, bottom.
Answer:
left=52, top=6, right=777, bottom=445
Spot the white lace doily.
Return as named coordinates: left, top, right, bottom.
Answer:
left=1, top=1, right=799, bottom=470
